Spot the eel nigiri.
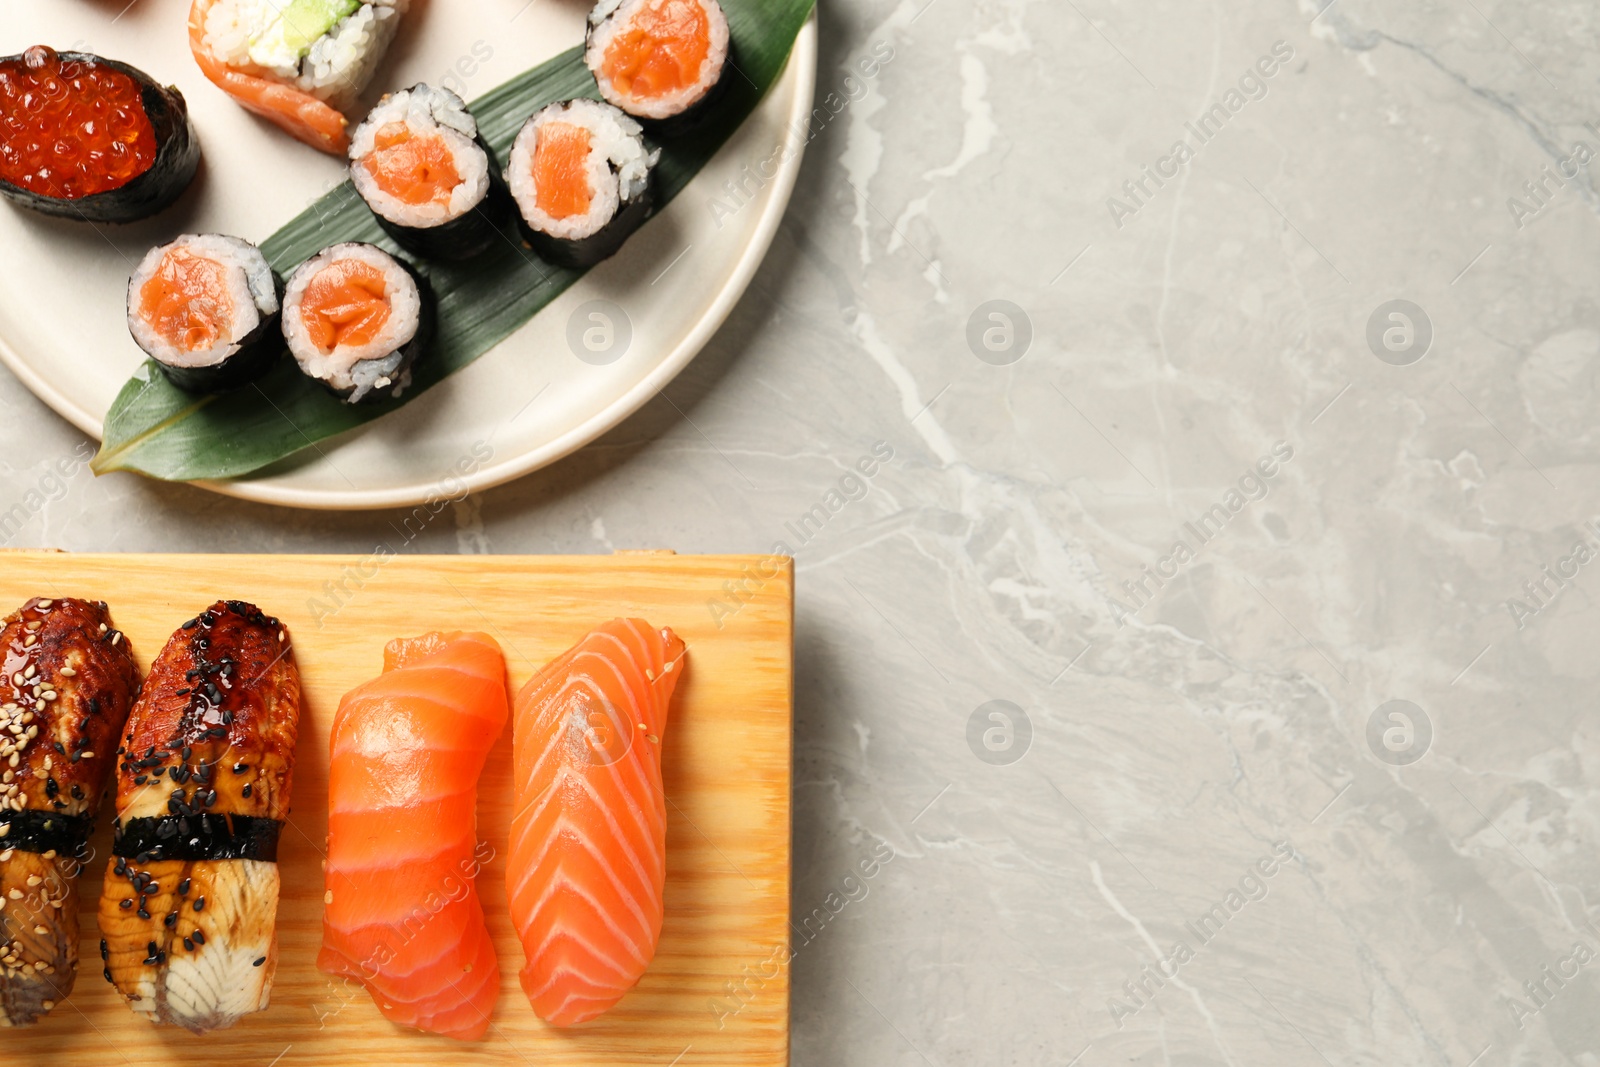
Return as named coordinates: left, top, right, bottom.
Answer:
left=508, top=619, right=685, bottom=1026
left=0, top=598, right=140, bottom=1027
left=318, top=631, right=508, bottom=1041
left=99, top=601, right=300, bottom=1033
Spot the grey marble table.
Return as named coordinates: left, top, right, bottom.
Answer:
left=5, top=0, right=1600, bottom=1063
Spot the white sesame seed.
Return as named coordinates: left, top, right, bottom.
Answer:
left=57, top=667, right=74, bottom=678
left=22, top=666, right=34, bottom=680
left=22, top=636, right=35, bottom=648
left=35, top=600, right=51, bottom=610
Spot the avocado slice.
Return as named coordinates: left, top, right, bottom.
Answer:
left=250, top=0, right=361, bottom=67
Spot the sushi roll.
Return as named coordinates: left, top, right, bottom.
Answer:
left=0, top=46, right=199, bottom=223
left=99, top=602, right=299, bottom=1033
left=507, top=100, right=660, bottom=269
left=187, top=0, right=409, bottom=154
left=349, top=85, right=505, bottom=262
left=127, top=235, right=284, bottom=394
left=584, top=0, right=731, bottom=131
left=282, top=243, right=431, bottom=404
left=0, top=598, right=141, bottom=1028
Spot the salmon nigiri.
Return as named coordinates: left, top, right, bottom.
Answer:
left=318, top=632, right=508, bottom=1041
left=509, top=619, right=686, bottom=1026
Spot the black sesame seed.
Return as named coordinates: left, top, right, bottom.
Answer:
left=44, top=778, right=57, bottom=798
left=181, top=746, right=191, bottom=761
left=163, top=912, right=177, bottom=928
left=146, top=941, right=157, bottom=956
left=252, top=957, right=265, bottom=967
left=182, top=619, right=198, bottom=630
left=119, top=898, right=132, bottom=910
left=192, top=928, right=205, bottom=945
left=136, top=908, right=149, bottom=920
left=100, top=939, right=108, bottom=959
left=183, top=937, right=194, bottom=951
left=193, top=896, right=205, bottom=912
left=232, top=763, right=247, bottom=774
left=241, top=784, right=252, bottom=798
left=178, top=878, right=190, bottom=896
left=134, top=775, right=147, bottom=785
left=103, top=967, right=113, bottom=982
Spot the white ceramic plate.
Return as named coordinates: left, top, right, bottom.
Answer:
left=0, top=0, right=814, bottom=509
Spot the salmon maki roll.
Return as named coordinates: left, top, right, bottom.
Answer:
left=508, top=619, right=685, bottom=1026
left=507, top=100, right=659, bottom=269
left=281, top=242, right=432, bottom=404
left=318, top=631, right=509, bottom=1041
left=349, top=85, right=508, bottom=262
left=585, top=0, right=731, bottom=131
left=128, top=234, right=284, bottom=393
left=0, top=598, right=140, bottom=1028
left=100, top=602, right=300, bottom=1033
left=188, top=0, right=409, bottom=154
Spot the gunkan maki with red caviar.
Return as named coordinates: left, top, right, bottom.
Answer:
left=0, top=45, right=199, bottom=223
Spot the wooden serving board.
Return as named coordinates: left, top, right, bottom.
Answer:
left=0, top=552, right=792, bottom=1066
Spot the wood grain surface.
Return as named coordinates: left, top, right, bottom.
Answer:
left=0, top=552, right=793, bottom=1065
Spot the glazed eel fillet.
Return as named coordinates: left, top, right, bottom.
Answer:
left=99, top=601, right=299, bottom=1033
left=0, top=598, right=140, bottom=1027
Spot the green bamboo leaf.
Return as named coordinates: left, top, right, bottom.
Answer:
left=94, top=0, right=814, bottom=482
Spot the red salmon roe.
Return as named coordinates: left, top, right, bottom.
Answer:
left=0, top=45, right=157, bottom=199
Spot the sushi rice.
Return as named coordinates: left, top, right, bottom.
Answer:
left=200, top=0, right=406, bottom=110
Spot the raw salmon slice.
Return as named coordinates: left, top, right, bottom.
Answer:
left=318, top=631, right=508, bottom=1041
left=508, top=619, right=686, bottom=1026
